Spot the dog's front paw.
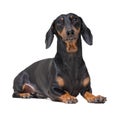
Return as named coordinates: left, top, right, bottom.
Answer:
left=84, top=92, right=107, bottom=103
left=59, top=93, right=78, bottom=104
left=65, top=97, right=78, bottom=104
left=88, top=95, right=107, bottom=103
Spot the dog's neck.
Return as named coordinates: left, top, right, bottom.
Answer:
left=54, top=37, right=83, bottom=67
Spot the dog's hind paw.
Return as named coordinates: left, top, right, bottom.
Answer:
left=19, top=93, right=32, bottom=98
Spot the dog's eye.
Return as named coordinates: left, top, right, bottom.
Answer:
left=72, top=17, right=78, bottom=22
left=56, top=18, right=64, bottom=32
left=57, top=18, right=64, bottom=25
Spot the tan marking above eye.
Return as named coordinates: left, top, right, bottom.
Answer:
left=70, top=15, right=73, bottom=19
left=60, top=17, right=64, bottom=21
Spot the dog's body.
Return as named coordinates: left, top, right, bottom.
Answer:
left=13, top=13, right=106, bottom=103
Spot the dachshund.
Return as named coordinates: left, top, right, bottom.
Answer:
left=12, top=13, right=106, bottom=104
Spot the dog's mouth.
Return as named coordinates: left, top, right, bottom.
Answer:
left=64, top=39, right=78, bottom=53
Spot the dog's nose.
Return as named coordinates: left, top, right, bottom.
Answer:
left=66, top=29, right=74, bottom=36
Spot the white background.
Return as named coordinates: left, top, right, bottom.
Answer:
left=0, top=0, right=120, bottom=119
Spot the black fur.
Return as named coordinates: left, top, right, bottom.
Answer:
left=13, top=13, right=106, bottom=103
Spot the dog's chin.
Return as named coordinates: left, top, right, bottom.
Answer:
left=66, top=47, right=78, bottom=53
left=64, top=39, right=78, bottom=53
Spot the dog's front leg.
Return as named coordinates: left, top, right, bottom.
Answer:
left=81, top=77, right=107, bottom=103
left=83, top=91, right=107, bottom=103
left=48, top=76, right=78, bottom=104
left=48, top=86, right=78, bottom=104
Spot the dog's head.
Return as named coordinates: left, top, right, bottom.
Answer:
left=45, top=13, right=93, bottom=53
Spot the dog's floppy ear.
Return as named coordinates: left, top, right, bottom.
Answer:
left=45, top=21, right=55, bottom=49
left=81, top=18, right=93, bottom=45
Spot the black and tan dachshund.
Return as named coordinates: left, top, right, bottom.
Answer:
left=13, top=13, right=106, bottom=104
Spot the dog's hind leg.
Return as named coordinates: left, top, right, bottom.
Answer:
left=12, top=71, right=33, bottom=98
left=13, top=83, right=47, bottom=98
left=14, top=83, right=37, bottom=98
left=12, top=92, right=32, bottom=98
left=12, top=71, right=47, bottom=99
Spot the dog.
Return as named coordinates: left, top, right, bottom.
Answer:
left=12, top=13, right=106, bottom=104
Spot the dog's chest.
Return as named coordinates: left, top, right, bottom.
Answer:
left=62, top=71, right=82, bottom=96
left=55, top=56, right=84, bottom=96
